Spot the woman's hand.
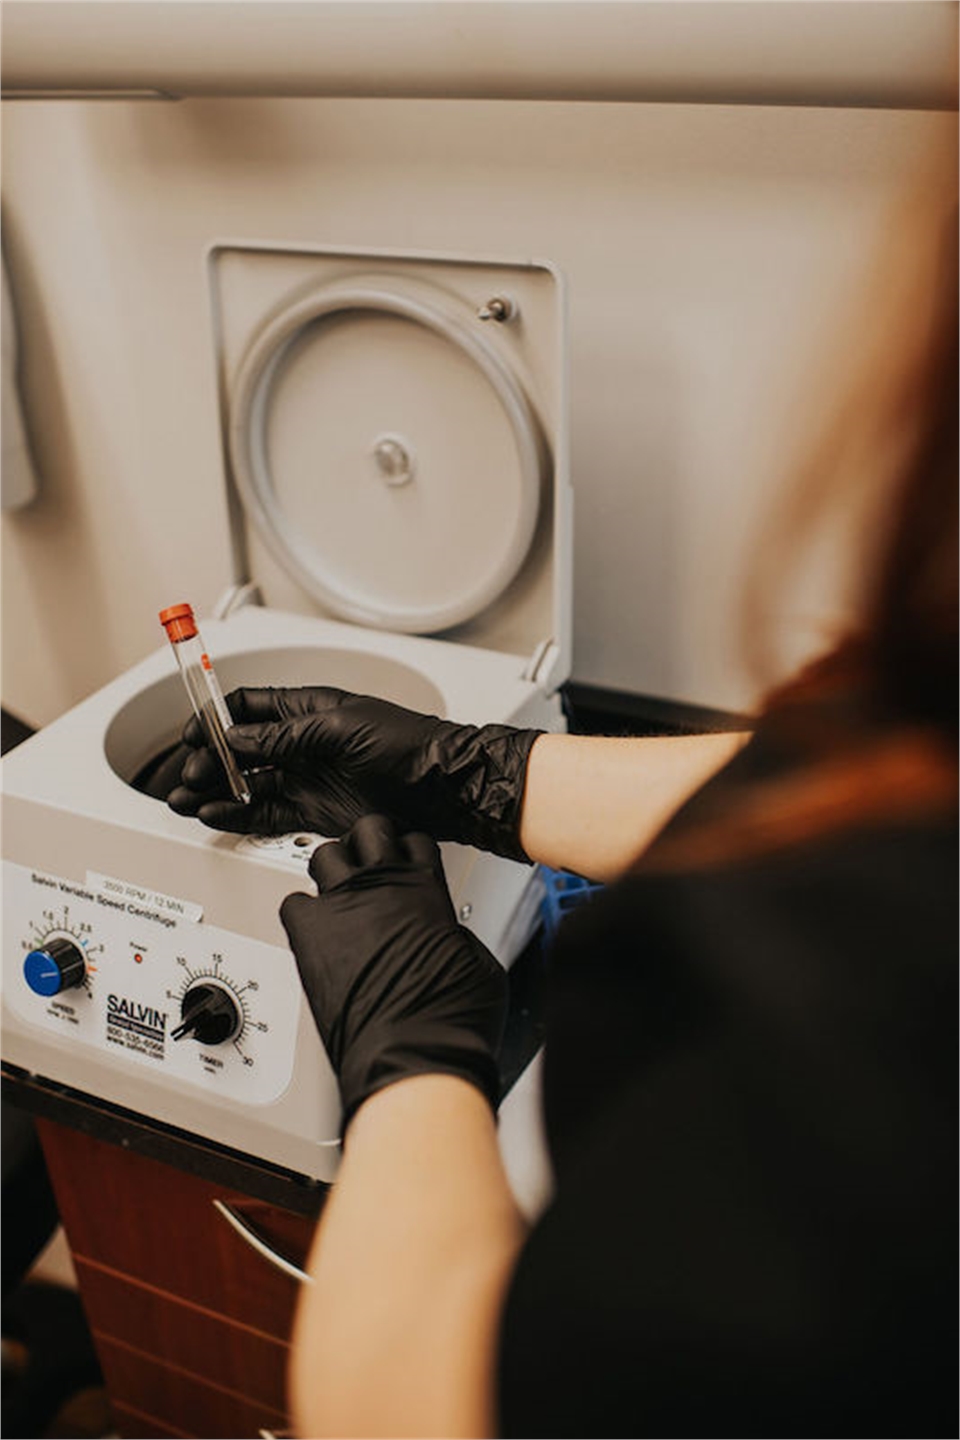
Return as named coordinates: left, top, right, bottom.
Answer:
left=165, top=685, right=750, bottom=882
left=166, top=685, right=541, bottom=861
left=279, top=813, right=508, bottom=1133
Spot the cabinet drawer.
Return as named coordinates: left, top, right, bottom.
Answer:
left=97, top=1337, right=288, bottom=1440
left=37, top=1121, right=318, bottom=1338
left=76, top=1259, right=290, bottom=1413
left=111, top=1400, right=191, bottom=1438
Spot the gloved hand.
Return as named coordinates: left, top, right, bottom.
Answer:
left=166, top=686, right=542, bottom=862
left=280, top=814, right=508, bottom=1132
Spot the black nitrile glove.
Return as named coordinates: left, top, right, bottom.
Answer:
left=280, top=814, right=508, bottom=1132
left=167, top=686, right=542, bottom=862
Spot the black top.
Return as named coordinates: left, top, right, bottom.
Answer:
left=497, top=740, right=957, bottom=1438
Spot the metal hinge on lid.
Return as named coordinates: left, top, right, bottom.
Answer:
left=213, top=582, right=264, bottom=620
left=522, top=638, right=559, bottom=689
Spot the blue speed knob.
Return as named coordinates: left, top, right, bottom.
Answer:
left=23, top=937, right=86, bottom=997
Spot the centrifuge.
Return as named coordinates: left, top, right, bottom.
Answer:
left=1, top=244, right=571, bottom=1184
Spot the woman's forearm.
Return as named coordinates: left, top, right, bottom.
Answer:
left=290, top=1075, right=525, bottom=1439
left=519, top=731, right=751, bottom=882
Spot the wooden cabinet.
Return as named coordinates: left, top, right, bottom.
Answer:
left=35, top=1119, right=322, bottom=1439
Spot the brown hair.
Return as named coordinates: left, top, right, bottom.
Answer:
left=649, top=181, right=957, bottom=870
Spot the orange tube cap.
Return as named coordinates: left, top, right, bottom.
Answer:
left=159, top=602, right=198, bottom=643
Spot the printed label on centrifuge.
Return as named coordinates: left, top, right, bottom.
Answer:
left=87, top=870, right=204, bottom=924
left=2, top=861, right=302, bottom=1106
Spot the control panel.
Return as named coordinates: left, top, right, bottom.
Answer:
left=3, top=862, right=303, bottom=1106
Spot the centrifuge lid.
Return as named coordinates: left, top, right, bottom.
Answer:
left=212, top=245, right=571, bottom=688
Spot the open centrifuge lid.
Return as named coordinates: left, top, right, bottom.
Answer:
left=210, top=244, right=571, bottom=689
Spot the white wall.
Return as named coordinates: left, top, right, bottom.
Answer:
left=1, top=95, right=951, bottom=725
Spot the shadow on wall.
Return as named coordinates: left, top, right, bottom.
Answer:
left=1, top=211, right=130, bottom=722
left=571, top=337, right=686, bottom=698
left=88, top=95, right=940, bottom=188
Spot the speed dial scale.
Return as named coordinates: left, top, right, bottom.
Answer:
left=21, top=904, right=102, bottom=999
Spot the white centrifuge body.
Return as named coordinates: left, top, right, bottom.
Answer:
left=1, top=245, right=571, bottom=1184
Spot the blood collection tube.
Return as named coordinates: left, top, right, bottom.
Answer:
left=159, top=603, right=251, bottom=805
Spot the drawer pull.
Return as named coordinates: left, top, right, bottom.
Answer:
left=213, top=1200, right=315, bottom=1286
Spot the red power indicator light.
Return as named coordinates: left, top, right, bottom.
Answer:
left=134, top=953, right=144, bottom=964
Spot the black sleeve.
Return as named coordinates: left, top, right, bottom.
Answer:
left=496, top=825, right=957, bottom=1439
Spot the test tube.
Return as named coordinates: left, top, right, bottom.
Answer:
left=159, top=603, right=252, bottom=805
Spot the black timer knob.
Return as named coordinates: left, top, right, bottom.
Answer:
left=171, top=983, right=242, bottom=1046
